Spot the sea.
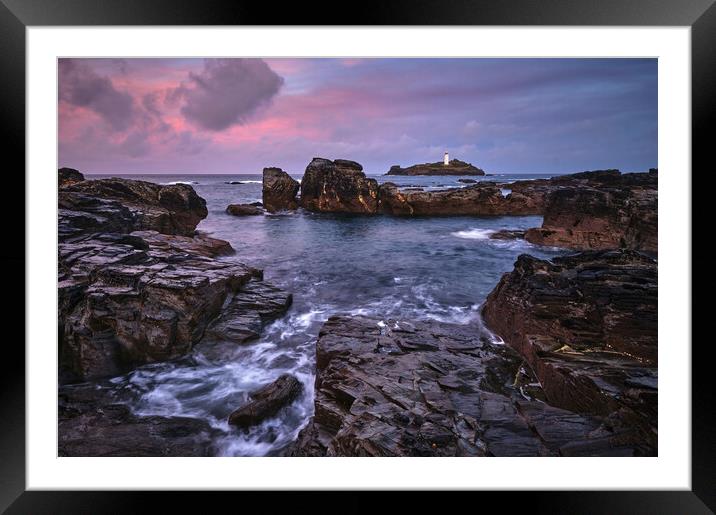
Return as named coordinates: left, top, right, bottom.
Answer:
left=82, top=172, right=569, bottom=456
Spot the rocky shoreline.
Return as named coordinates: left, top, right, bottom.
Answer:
left=58, top=169, right=295, bottom=455
left=58, top=161, right=657, bottom=457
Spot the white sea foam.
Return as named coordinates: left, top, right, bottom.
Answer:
left=161, top=180, right=199, bottom=185
left=451, top=228, right=495, bottom=240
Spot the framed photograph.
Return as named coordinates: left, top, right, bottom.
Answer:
left=3, top=0, right=712, bottom=511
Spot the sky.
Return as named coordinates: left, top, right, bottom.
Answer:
left=58, top=58, right=657, bottom=175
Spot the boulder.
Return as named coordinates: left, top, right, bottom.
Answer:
left=228, top=374, right=303, bottom=429
left=458, top=178, right=478, bottom=184
left=226, top=204, right=263, bottom=216
left=59, top=167, right=85, bottom=188
left=62, top=177, right=208, bottom=236
left=262, top=167, right=299, bottom=212
left=290, top=316, right=649, bottom=456
left=300, top=158, right=379, bottom=214
left=481, top=250, right=657, bottom=451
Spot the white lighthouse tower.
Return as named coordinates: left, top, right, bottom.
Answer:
left=444, top=151, right=449, bottom=165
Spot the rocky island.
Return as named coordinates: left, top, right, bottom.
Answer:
left=386, top=159, right=486, bottom=176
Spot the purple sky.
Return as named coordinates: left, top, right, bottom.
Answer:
left=58, top=58, right=657, bottom=175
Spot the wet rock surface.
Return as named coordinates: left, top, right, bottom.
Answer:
left=226, top=203, right=264, bottom=216
left=519, top=169, right=658, bottom=253
left=206, top=280, right=293, bottom=344
left=62, top=177, right=208, bottom=236
left=482, top=249, right=657, bottom=453
left=378, top=182, right=542, bottom=216
left=490, top=229, right=526, bottom=240
left=59, top=384, right=219, bottom=456
left=58, top=170, right=289, bottom=383
left=386, top=159, right=485, bottom=176
left=290, top=316, right=645, bottom=456
left=300, top=158, right=379, bottom=214
left=228, top=374, right=304, bottom=429
left=263, top=167, right=299, bottom=212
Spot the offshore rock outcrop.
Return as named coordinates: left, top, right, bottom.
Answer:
left=58, top=169, right=290, bottom=383
left=263, top=167, right=299, bottom=212
left=378, top=182, right=542, bottom=216
left=524, top=169, right=657, bottom=253
left=291, top=316, right=647, bottom=457
left=226, top=203, right=263, bottom=216
left=300, top=158, right=379, bottom=214
left=386, top=159, right=485, bottom=176
left=482, top=250, right=657, bottom=452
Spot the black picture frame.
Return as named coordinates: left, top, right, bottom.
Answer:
left=2, top=0, right=711, bottom=512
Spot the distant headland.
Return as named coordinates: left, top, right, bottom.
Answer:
left=386, top=153, right=485, bottom=176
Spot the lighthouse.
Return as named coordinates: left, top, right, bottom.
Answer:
left=444, top=151, right=449, bottom=165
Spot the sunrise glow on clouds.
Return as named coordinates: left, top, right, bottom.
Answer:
left=58, top=58, right=657, bottom=174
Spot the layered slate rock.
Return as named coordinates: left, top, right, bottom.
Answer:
left=228, top=374, right=304, bottom=429
left=62, top=177, right=208, bottom=236
left=57, top=170, right=291, bottom=382
left=59, top=167, right=85, bottom=188
left=59, top=230, right=261, bottom=381
left=378, top=182, right=542, bottom=216
left=226, top=203, right=263, bottom=216
left=300, top=158, right=379, bottom=214
left=522, top=169, right=658, bottom=253
left=205, top=280, right=293, bottom=344
left=59, top=384, right=219, bottom=456
left=482, top=250, right=657, bottom=452
left=291, top=316, right=646, bottom=457
left=386, top=159, right=485, bottom=176
left=263, top=167, right=299, bottom=212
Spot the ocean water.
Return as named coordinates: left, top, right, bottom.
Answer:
left=84, top=172, right=568, bottom=456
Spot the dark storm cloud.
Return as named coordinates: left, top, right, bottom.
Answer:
left=58, top=59, right=135, bottom=131
left=177, top=58, right=284, bottom=131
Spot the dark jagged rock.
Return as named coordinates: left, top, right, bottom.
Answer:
left=262, top=167, right=299, bottom=212
left=378, top=182, right=542, bottom=216
left=458, top=178, right=478, bottom=184
left=59, top=167, right=85, bottom=188
left=131, top=230, right=235, bottom=258
left=524, top=171, right=657, bottom=253
left=490, top=229, right=525, bottom=240
left=290, top=316, right=647, bottom=457
left=62, top=177, right=208, bottom=236
left=228, top=374, right=304, bottom=429
left=226, top=203, right=263, bottom=216
left=300, top=158, right=379, bottom=214
left=57, top=174, right=290, bottom=382
left=482, top=250, right=657, bottom=452
left=59, top=232, right=261, bottom=381
left=386, top=159, right=485, bottom=176
left=59, top=384, right=218, bottom=456
left=206, top=280, right=293, bottom=343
